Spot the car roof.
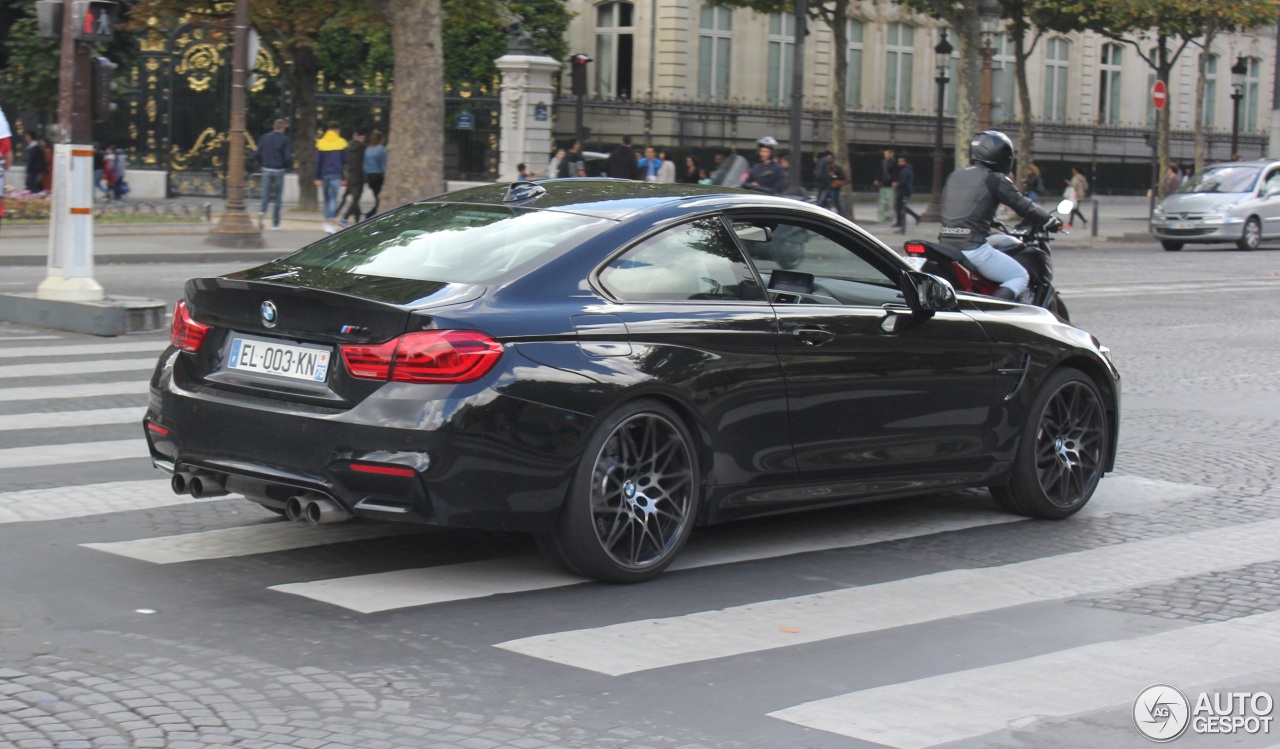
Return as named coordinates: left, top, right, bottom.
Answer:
left=422, top=179, right=830, bottom=222
left=1203, top=160, right=1278, bottom=169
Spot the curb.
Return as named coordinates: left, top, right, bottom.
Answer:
left=0, top=251, right=286, bottom=267
left=0, top=223, right=213, bottom=238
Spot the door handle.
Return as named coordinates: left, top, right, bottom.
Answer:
left=792, top=328, right=835, bottom=346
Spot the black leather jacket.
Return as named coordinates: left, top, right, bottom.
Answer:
left=938, top=164, right=1052, bottom=250
left=746, top=160, right=787, bottom=195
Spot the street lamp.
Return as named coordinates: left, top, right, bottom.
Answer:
left=978, top=0, right=1002, bottom=131
left=922, top=30, right=953, bottom=223
left=1231, top=55, right=1248, bottom=157
left=206, top=0, right=263, bottom=248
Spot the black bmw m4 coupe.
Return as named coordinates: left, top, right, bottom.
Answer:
left=145, top=180, right=1119, bottom=582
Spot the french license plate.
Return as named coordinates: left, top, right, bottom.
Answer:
left=1169, top=220, right=1197, bottom=230
left=227, top=337, right=331, bottom=382
left=905, top=256, right=928, bottom=270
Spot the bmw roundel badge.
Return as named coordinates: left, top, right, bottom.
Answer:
left=261, top=300, right=278, bottom=328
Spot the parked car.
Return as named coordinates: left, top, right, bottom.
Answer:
left=146, top=180, right=1120, bottom=583
left=1152, top=159, right=1280, bottom=251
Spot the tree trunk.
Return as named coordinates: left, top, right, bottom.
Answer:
left=286, top=43, right=319, bottom=213
left=1012, top=20, right=1036, bottom=175
left=1157, top=41, right=1172, bottom=199
left=829, top=0, right=851, bottom=218
left=952, top=13, right=982, bottom=171
left=370, top=0, right=445, bottom=209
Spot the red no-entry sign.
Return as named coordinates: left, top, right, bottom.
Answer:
left=1152, top=80, right=1168, bottom=110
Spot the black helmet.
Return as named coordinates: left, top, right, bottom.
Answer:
left=969, top=130, right=1014, bottom=173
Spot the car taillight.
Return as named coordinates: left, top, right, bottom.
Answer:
left=341, top=330, right=503, bottom=384
left=904, top=242, right=927, bottom=255
left=171, top=300, right=211, bottom=353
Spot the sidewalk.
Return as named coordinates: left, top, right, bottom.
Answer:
left=0, top=194, right=1157, bottom=266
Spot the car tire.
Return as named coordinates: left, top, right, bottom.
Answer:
left=543, top=399, right=701, bottom=583
left=1160, top=240, right=1184, bottom=252
left=990, top=368, right=1108, bottom=519
left=1237, top=217, right=1262, bottom=251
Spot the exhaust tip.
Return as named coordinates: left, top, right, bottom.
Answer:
left=304, top=500, right=322, bottom=526
left=188, top=474, right=229, bottom=499
left=284, top=496, right=306, bottom=522
left=171, top=473, right=191, bottom=495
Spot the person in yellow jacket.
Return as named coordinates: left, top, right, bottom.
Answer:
left=314, top=123, right=348, bottom=233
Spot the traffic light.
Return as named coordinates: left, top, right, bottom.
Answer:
left=71, top=0, right=118, bottom=43
left=91, top=56, right=118, bottom=122
left=569, top=53, right=592, bottom=97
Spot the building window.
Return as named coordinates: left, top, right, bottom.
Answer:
left=595, top=2, right=634, bottom=99
left=845, top=18, right=864, bottom=109
left=989, top=33, right=1016, bottom=122
left=767, top=13, right=796, bottom=106
left=1098, top=42, right=1123, bottom=125
left=1203, top=54, right=1217, bottom=128
left=885, top=23, right=914, bottom=112
left=1244, top=56, right=1261, bottom=132
left=699, top=5, right=733, bottom=102
left=1044, top=37, right=1069, bottom=122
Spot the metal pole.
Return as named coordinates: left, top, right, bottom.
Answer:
left=1270, top=10, right=1280, bottom=158
left=921, top=74, right=946, bottom=223
left=206, top=0, right=263, bottom=248
left=576, top=93, right=585, bottom=145
left=787, top=0, right=807, bottom=189
left=979, top=44, right=994, bottom=131
left=1231, top=90, right=1243, bottom=156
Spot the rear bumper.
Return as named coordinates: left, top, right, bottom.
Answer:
left=145, top=349, right=590, bottom=533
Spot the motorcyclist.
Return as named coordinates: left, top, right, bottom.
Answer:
left=744, top=136, right=786, bottom=195
left=938, top=130, right=1062, bottom=301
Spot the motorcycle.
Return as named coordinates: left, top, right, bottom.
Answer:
left=903, top=198, right=1074, bottom=323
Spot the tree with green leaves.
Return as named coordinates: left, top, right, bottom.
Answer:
left=1, top=15, right=60, bottom=128
left=443, top=0, right=571, bottom=92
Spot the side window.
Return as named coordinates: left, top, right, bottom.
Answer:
left=731, top=218, right=906, bottom=307
left=1263, top=170, right=1280, bottom=196
left=598, top=217, right=764, bottom=302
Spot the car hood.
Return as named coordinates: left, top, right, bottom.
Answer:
left=1159, top=192, right=1247, bottom=213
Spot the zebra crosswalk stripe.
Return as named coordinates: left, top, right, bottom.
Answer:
left=0, top=480, right=213, bottom=524
left=494, top=517, right=1280, bottom=675
left=768, top=609, right=1280, bottom=749
left=0, top=341, right=166, bottom=359
left=0, top=358, right=157, bottom=379
left=0, top=381, right=148, bottom=402
left=0, top=439, right=150, bottom=470
left=0, top=407, right=145, bottom=432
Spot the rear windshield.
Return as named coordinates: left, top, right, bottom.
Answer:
left=282, top=203, right=612, bottom=283
left=1181, top=166, right=1260, bottom=194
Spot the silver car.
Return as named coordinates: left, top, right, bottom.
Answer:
left=1152, top=159, right=1280, bottom=251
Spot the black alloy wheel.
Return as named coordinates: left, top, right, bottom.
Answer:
left=1238, top=217, right=1262, bottom=251
left=539, top=400, right=700, bottom=583
left=991, top=368, right=1108, bottom=519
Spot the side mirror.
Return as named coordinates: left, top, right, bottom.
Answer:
left=1056, top=199, right=1075, bottom=215
left=903, top=271, right=957, bottom=315
left=733, top=223, right=772, bottom=242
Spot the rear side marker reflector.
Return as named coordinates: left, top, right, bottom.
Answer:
left=145, top=421, right=170, bottom=436
left=905, top=242, right=927, bottom=255
left=340, top=330, right=503, bottom=384
left=349, top=463, right=417, bottom=477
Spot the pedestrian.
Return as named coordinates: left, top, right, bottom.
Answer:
left=255, top=118, right=291, bottom=231
left=24, top=132, right=46, bottom=194
left=557, top=140, right=586, bottom=178
left=0, top=107, right=9, bottom=229
left=340, top=128, right=367, bottom=227
left=815, top=150, right=848, bottom=215
left=363, top=130, right=386, bottom=220
left=107, top=145, right=128, bottom=200
left=1064, top=166, right=1089, bottom=229
left=515, top=163, right=530, bottom=181
left=697, top=168, right=712, bottom=185
left=547, top=147, right=566, bottom=179
left=657, top=149, right=676, bottom=183
left=92, top=145, right=110, bottom=201
left=1022, top=163, right=1043, bottom=202
left=39, top=137, right=53, bottom=193
left=1164, top=164, right=1181, bottom=198
left=895, top=155, right=920, bottom=232
left=101, top=145, right=117, bottom=201
left=636, top=146, right=662, bottom=182
left=683, top=155, right=701, bottom=184
left=314, top=122, right=348, bottom=233
left=874, top=148, right=898, bottom=223
left=604, top=135, right=640, bottom=179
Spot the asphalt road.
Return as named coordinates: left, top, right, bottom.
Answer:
left=1, top=239, right=1279, bottom=749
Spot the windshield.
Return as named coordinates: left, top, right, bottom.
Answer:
left=281, top=203, right=612, bottom=283
left=1181, top=166, right=1261, bottom=194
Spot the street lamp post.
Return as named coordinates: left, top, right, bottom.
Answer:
left=206, top=0, right=263, bottom=248
left=1231, top=55, right=1248, bottom=157
left=921, top=31, right=952, bottom=223
left=978, top=0, right=1002, bottom=131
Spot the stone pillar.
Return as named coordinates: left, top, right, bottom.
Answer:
left=496, top=53, right=561, bottom=182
